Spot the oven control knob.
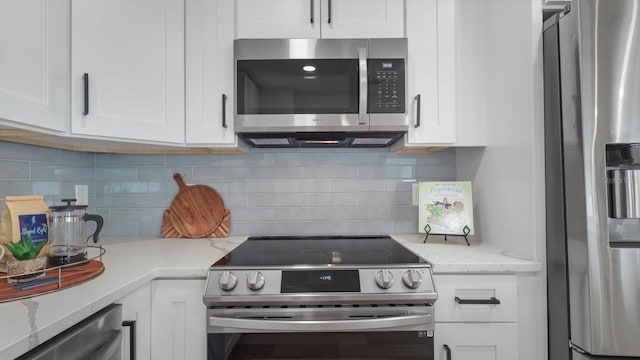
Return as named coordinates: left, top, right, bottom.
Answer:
left=402, top=269, right=422, bottom=289
left=375, top=269, right=394, bottom=289
left=218, top=271, right=237, bottom=291
left=247, top=271, right=265, bottom=291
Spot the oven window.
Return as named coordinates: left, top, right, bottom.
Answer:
left=237, top=59, right=359, bottom=114
left=209, top=332, right=433, bottom=360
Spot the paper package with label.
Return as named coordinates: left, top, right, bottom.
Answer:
left=0, top=195, right=50, bottom=269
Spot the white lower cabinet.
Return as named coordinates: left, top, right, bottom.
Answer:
left=116, top=279, right=207, bottom=360
left=434, top=274, right=518, bottom=360
left=150, top=279, right=207, bottom=360
left=435, top=323, right=518, bottom=360
left=116, top=283, right=152, bottom=360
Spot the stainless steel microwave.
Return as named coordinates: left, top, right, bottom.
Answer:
left=234, top=38, right=408, bottom=147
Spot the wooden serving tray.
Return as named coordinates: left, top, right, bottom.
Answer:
left=0, top=260, right=104, bottom=302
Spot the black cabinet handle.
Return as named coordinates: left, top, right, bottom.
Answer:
left=454, top=296, right=501, bottom=305
left=83, top=73, right=89, bottom=115
left=443, top=344, right=451, bottom=360
left=414, top=94, right=421, bottom=128
left=222, top=94, right=228, bottom=128
left=327, top=0, right=332, bottom=24
left=122, top=320, right=136, bottom=360
left=310, top=0, right=314, bottom=23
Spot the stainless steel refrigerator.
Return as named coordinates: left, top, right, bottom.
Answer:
left=544, top=1, right=640, bottom=359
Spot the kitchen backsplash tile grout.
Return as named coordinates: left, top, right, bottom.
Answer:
left=0, top=141, right=456, bottom=237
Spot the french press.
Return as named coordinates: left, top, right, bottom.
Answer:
left=48, top=199, right=104, bottom=266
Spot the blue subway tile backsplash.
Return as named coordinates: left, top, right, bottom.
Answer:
left=0, top=141, right=456, bottom=237
left=0, top=160, right=30, bottom=179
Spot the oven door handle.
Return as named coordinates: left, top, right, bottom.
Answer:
left=209, top=314, right=431, bottom=332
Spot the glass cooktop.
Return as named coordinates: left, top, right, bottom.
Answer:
left=213, top=235, right=425, bottom=267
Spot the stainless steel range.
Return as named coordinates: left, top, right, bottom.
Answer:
left=203, top=235, right=437, bottom=360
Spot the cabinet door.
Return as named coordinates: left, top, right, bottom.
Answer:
left=453, top=0, right=487, bottom=146
left=236, top=0, right=321, bottom=39
left=435, top=323, right=518, bottom=360
left=0, top=0, right=69, bottom=132
left=117, top=283, right=152, bottom=360
left=237, top=0, right=404, bottom=39
left=151, top=279, right=207, bottom=360
left=185, top=0, right=236, bottom=145
left=71, top=0, right=185, bottom=143
left=405, top=0, right=455, bottom=145
left=434, top=274, right=517, bottom=323
left=320, top=0, right=404, bottom=39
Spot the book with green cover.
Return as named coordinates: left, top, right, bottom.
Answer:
left=418, top=181, right=474, bottom=235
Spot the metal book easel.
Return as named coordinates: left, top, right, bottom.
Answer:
left=423, top=224, right=471, bottom=246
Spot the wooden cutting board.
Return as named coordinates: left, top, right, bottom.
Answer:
left=161, top=208, right=230, bottom=238
left=168, top=173, right=225, bottom=238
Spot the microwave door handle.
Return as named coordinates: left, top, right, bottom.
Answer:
left=358, top=47, right=368, bottom=125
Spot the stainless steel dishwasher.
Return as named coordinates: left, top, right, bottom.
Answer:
left=16, top=303, right=122, bottom=360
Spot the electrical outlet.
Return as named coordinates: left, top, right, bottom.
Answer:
left=412, top=183, right=419, bottom=206
left=75, top=185, right=89, bottom=206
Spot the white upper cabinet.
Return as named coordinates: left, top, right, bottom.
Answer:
left=452, top=0, right=487, bottom=146
left=0, top=0, right=70, bottom=133
left=236, top=0, right=404, bottom=39
left=404, top=0, right=456, bottom=145
left=237, top=0, right=321, bottom=39
left=185, top=0, right=236, bottom=145
left=320, top=0, right=405, bottom=39
left=71, top=0, right=185, bottom=144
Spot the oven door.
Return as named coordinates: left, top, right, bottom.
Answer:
left=207, top=305, right=434, bottom=360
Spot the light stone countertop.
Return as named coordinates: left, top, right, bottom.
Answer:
left=391, top=234, right=543, bottom=273
left=0, top=234, right=542, bottom=359
left=0, top=236, right=247, bottom=360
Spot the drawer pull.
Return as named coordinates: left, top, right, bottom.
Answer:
left=83, top=73, right=89, bottom=115
left=443, top=344, right=452, bottom=360
left=454, top=296, right=501, bottom=305
left=122, top=320, right=136, bottom=360
left=414, top=94, right=421, bottom=128
left=222, top=94, right=228, bottom=128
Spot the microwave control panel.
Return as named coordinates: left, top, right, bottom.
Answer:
left=368, top=59, right=405, bottom=114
